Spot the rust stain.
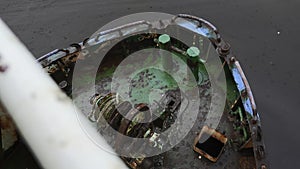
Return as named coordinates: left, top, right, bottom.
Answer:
left=0, top=105, right=17, bottom=137
left=0, top=114, right=15, bottom=132
left=0, top=107, right=18, bottom=150
left=0, top=64, right=8, bottom=73
left=239, top=156, right=256, bottom=169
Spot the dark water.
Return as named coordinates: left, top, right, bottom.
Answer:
left=1, top=0, right=299, bottom=168
left=196, top=133, right=225, bottom=158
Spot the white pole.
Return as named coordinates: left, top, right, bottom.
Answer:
left=0, top=19, right=127, bottom=169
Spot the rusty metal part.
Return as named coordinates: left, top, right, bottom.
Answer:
left=0, top=102, right=18, bottom=152
left=118, top=103, right=148, bottom=135
left=239, top=156, right=256, bottom=169
left=240, top=139, right=253, bottom=149
left=88, top=91, right=181, bottom=168
left=227, top=57, right=267, bottom=168
left=217, top=41, right=231, bottom=56
left=193, top=125, right=227, bottom=162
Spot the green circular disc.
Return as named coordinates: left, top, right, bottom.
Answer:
left=187, top=46, right=200, bottom=58
left=158, top=34, right=171, bottom=44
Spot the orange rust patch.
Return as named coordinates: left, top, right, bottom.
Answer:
left=0, top=114, right=15, bottom=130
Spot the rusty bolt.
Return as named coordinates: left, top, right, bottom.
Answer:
left=221, top=42, right=231, bottom=54
left=218, top=42, right=231, bottom=56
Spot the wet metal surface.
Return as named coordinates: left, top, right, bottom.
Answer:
left=0, top=1, right=299, bottom=168
left=65, top=24, right=264, bottom=168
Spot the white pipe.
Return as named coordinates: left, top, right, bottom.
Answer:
left=0, top=19, right=127, bottom=169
